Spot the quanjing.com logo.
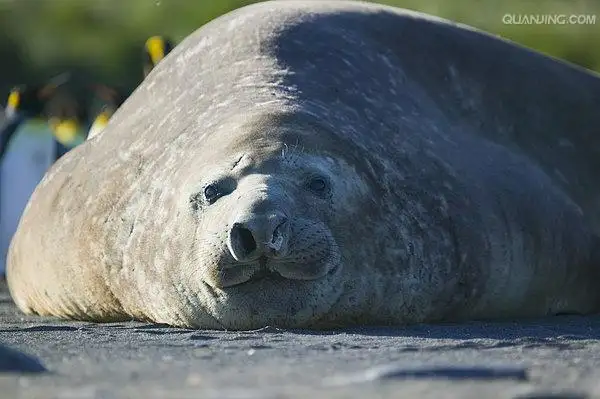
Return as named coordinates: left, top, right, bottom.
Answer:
left=502, top=13, right=597, bottom=25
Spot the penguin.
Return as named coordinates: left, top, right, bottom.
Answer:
left=143, top=35, right=174, bottom=78
left=86, top=35, right=175, bottom=139
left=0, top=75, right=68, bottom=161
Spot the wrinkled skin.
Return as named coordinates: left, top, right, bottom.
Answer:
left=6, top=1, right=600, bottom=330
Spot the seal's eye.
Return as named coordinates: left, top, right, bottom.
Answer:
left=204, top=183, right=221, bottom=204
left=306, top=176, right=329, bottom=195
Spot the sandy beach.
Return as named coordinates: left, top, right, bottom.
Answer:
left=0, top=282, right=598, bottom=398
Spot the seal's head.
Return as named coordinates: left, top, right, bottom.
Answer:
left=178, top=112, right=375, bottom=329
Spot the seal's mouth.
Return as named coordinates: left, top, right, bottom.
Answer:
left=247, top=260, right=288, bottom=284
left=221, top=255, right=339, bottom=289
left=241, top=256, right=284, bottom=283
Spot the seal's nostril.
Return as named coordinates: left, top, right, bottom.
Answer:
left=236, top=225, right=257, bottom=257
left=269, top=218, right=288, bottom=250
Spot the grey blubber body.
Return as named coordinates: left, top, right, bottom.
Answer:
left=6, top=0, right=600, bottom=330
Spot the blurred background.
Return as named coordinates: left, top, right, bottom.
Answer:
left=0, top=0, right=599, bottom=96
left=0, top=0, right=598, bottom=273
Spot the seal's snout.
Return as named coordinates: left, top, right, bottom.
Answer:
left=228, top=212, right=290, bottom=262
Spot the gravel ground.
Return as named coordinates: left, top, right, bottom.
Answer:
left=0, top=282, right=600, bottom=399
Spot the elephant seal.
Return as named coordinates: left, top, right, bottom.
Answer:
left=6, top=1, right=600, bottom=330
